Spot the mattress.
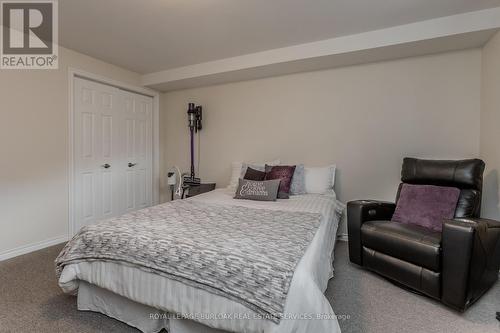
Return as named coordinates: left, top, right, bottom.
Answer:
left=59, top=189, right=344, bottom=333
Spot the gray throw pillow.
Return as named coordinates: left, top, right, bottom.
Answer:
left=290, top=164, right=306, bottom=195
left=234, top=178, right=281, bottom=201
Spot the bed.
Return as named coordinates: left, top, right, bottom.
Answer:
left=57, top=188, right=344, bottom=333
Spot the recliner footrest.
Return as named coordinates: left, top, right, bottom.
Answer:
left=363, top=246, right=441, bottom=299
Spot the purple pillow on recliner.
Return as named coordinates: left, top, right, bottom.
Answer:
left=391, top=184, right=460, bottom=232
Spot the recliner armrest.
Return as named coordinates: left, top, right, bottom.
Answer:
left=442, top=218, right=500, bottom=311
left=452, top=217, right=500, bottom=228
left=347, top=200, right=396, bottom=265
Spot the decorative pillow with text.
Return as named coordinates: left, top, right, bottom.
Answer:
left=234, top=178, right=281, bottom=201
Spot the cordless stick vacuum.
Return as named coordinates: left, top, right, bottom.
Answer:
left=183, top=103, right=202, bottom=186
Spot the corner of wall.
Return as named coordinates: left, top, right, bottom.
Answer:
left=479, top=31, right=500, bottom=219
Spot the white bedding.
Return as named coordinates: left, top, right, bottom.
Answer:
left=59, top=189, right=344, bottom=333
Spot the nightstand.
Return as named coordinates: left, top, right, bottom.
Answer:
left=182, top=183, right=216, bottom=199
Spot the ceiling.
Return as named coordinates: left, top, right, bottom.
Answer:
left=59, top=0, right=500, bottom=74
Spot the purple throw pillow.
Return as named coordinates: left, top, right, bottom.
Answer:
left=265, top=165, right=296, bottom=199
left=392, top=184, right=460, bottom=232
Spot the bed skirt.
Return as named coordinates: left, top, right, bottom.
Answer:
left=77, top=281, right=229, bottom=333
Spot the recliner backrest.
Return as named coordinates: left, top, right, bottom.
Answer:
left=396, top=158, right=485, bottom=218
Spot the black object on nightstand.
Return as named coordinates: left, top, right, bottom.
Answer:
left=182, top=183, right=216, bottom=199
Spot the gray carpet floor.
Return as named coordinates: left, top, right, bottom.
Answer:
left=0, top=241, right=499, bottom=333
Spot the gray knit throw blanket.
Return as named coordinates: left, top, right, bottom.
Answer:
left=56, top=200, right=322, bottom=322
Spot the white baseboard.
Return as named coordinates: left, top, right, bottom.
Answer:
left=0, top=235, right=68, bottom=262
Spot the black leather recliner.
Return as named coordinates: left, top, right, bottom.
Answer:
left=347, top=158, right=500, bottom=311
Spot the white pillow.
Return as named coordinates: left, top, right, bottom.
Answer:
left=304, top=165, right=336, bottom=194
left=227, top=159, right=280, bottom=191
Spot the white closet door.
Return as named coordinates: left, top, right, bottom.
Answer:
left=73, top=78, right=153, bottom=233
left=74, top=78, right=122, bottom=231
left=122, top=91, right=153, bottom=212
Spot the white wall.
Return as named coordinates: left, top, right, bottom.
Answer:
left=160, top=49, right=482, bottom=234
left=0, top=45, right=486, bottom=258
left=480, top=31, right=500, bottom=219
left=0, top=47, right=141, bottom=258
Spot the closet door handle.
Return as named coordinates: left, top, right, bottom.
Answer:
left=128, top=162, right=137, bottom=168
left=102, top=163, right=111, bottom=169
